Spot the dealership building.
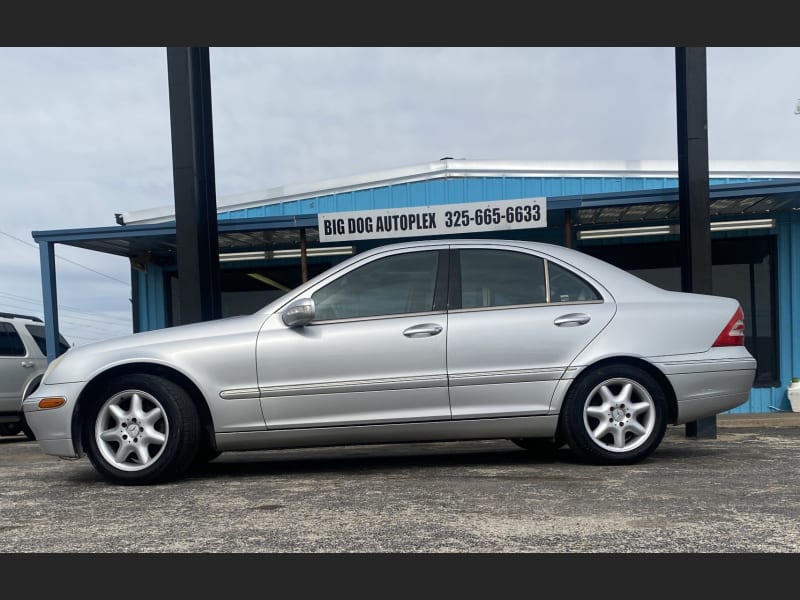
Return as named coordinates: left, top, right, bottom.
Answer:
left=33, top=159, right=800, bottom=414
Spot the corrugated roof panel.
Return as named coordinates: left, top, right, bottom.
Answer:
left=743, top=196, right=792, bottom=213
left=575, top=208, right=602, bottom=225
left=522, top=178, right=544, bottom=198
left=618, top=204, right=655, bottom=221
left=503, top=177, right=524, bottom=200
left=212, top=175, right=790, bottom=221
left=595, top=206, right=630, bottom=224
left=408, top=181, right=429, bottom=206
left=644, top=203, right=676, bottom=220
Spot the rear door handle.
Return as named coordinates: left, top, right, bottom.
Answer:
left=554, top=313, right=591, bottom=327
left=21, top=361, right=35, bottom=368
left=403, top=323, right=443, bottom=338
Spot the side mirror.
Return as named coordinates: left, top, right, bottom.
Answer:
left=282, top=298, right=315, bottom=328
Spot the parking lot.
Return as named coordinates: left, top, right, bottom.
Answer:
left=2, top=420, right=800, bottom=553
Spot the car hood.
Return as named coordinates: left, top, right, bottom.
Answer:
left=43, top=313, right=266, bottom=384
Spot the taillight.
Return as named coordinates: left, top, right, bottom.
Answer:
left=712, top=306, right=745, bottom=347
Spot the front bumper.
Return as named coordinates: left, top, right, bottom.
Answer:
left=23, top=381, right=86, bottom=458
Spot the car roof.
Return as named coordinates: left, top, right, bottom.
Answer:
left=0, top=312, right=43, bottom=323
left=257, top=237, right=668, bottom=316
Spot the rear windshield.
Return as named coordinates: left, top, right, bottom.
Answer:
left=25, top=324, right=70, bottom=356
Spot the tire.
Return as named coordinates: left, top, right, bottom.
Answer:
left=21, top=416, right=36, bottom=441
left=0, top=423, right=22, bottom=437
left=560, top=364, right=667, bottom=465
left=83, top=374, right=201, bottom=485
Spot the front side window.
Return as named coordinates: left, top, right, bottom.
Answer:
left=0, top=322, right=26, bottom=356
left=312, top=251, right=440, bottom=321
left=459, top=249, right=546, bottom=309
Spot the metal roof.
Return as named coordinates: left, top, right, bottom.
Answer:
left=32, top=215, right=320, bottom=260
left=32, top=179, right=800, bottom=260
left=545, top=179, right=800, bottom=226
left=119, top=159, right=800, bottom=225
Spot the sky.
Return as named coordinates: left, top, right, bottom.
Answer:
left=0, top=46, right=798, bottom=346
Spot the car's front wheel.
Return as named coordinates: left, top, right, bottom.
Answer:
left=560, top=364, right=667, bottom=465
left=83, top=374, right=201, bottom=485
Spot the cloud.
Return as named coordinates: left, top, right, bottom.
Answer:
left=1, top=46, right=798, bottom=343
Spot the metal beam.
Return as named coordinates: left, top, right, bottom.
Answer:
left=676, top=47, right=716, bottom=439
left=38, top=241, right=61, bottom=362
left=167, top=47, right=221, bottom=325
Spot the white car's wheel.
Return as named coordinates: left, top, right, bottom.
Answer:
left=0, top=423, right=22, bottom=437
left=561, top=364, right=667, bottom=464
left=84, top=374, right=200, bottom=485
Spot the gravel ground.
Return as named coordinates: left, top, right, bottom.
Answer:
left=1, top=424, right=799, bottom=552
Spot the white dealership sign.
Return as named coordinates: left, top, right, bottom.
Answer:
left=318, top=197, right=547, bottom=243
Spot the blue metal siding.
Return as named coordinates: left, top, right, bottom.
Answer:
left=136, top=265, right=167, bottom=332
left=218, top=176, right=765, bottom=221
left=734, top=210, right=800, bottom=413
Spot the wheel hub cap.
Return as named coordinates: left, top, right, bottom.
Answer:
left=582, top=378, right=656, bottom=453
left=94, top=389, right=169, bottom=472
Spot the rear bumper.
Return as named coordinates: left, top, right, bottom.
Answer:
left=660, top=358, right=756, bottom=424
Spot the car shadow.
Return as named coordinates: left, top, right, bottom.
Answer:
left=188, top=443, right=610, bottom=481
left=0, top=435, right=30, bottom=445
left=64, top=440, right=706, bottom=486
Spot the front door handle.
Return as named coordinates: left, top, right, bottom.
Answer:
left=21, top=361, right=35, bottom=368
left=403, top=323, right=443, bottom=338
left=554, top=313, right=591, bottom=327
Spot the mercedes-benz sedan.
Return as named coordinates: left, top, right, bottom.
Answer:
left=24, top=239, right=756, bottom=485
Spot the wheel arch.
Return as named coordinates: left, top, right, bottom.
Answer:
left=560, top=356, right=678, bottom=426
left=22, top=374, right=44, bottom=401
left=71, top=362, right=216, bottom=456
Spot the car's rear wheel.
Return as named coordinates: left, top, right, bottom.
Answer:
left=83, top=374, right=200, bottom=485
left=560, top=364, right=667, bottom=465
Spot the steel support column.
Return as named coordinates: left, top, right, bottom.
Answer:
left=38, top=241, right=61, bottom=362
left=676, top=47, right=716, bottom=439
left=166, top=47, right=221, bottom=325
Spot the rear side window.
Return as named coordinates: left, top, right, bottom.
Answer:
left=459, top=249, right=547, bottom=309
left=25, top=324, right=70, bottom=356
left=547, top=262, right=601, bottom=303
left=0, top=322, right=26, bottom=356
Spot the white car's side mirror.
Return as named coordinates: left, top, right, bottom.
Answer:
left=282, top=298, right=316, bottom=328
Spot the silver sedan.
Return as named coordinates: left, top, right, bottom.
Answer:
left=24, top=239, right=756, bottom=485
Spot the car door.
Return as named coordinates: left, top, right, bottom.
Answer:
left=446, top=245, right=616, bottom=419
left=255, top=246, right=451, bottom=429
left=0, top=322, right=37, bottom=412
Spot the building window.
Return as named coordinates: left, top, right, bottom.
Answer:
left=581, top=236, right=779, bottom=387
